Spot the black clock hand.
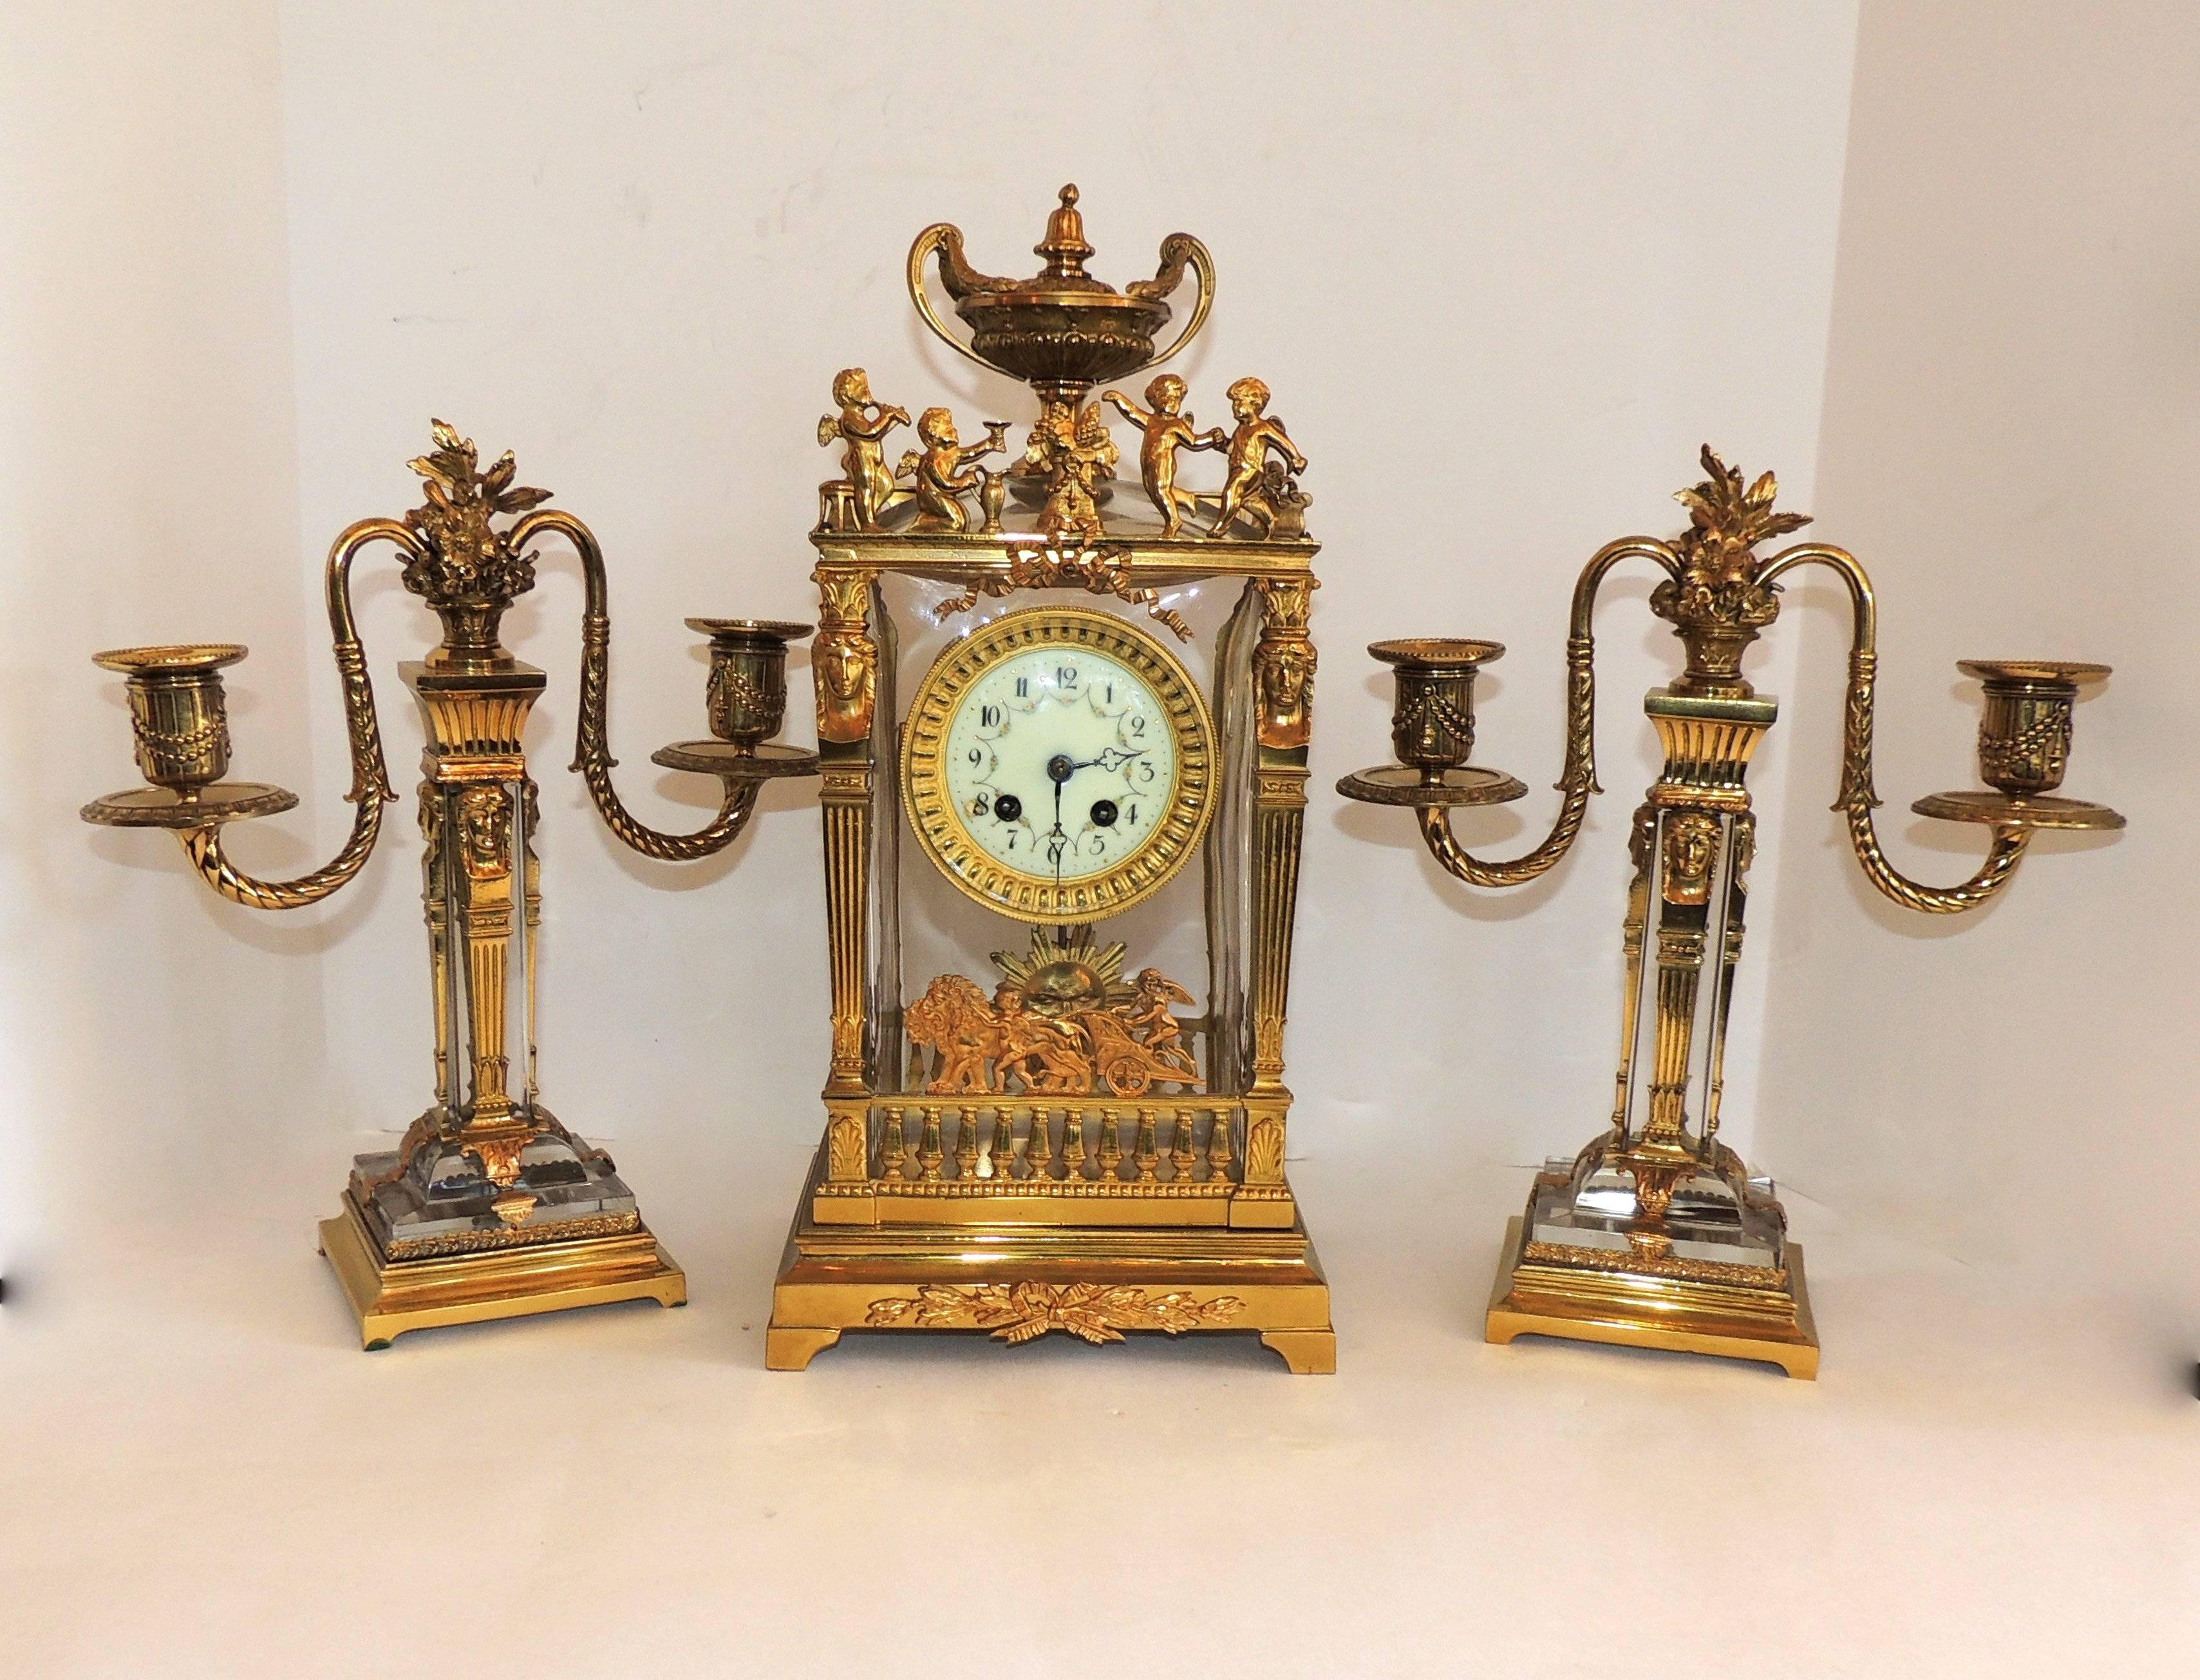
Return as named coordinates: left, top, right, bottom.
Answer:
left=1053, top=779, right=1066, bottom=881
left=1068, top=747, right=1146, bottom=773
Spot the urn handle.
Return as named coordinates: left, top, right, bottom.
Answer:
left=905, top=220, right=1008, bottom=374
left=1131, top=231, right=1216, bottom=375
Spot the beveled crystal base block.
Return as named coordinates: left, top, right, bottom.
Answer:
left=1528, top=1150, right=1786, bottom=1271
left=766, top=1150, right=1333, bottom=1373
left=317, top=1190, right=685, bottom=1351
left=1485, top=1214, right=1818, bottom=1378
left=350, top=1126, right=643, bottom=1256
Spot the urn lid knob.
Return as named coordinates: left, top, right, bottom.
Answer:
left=1035, top=184, right=1094, bottom=279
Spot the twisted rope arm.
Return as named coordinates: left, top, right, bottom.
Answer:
left=1758, top=543, right=2029, bottom=914
left=512, top=507, right=762, bottom=862
left=1416, top=537, right=1681, bottom=888
left=180, top=519, right=408, bottom=909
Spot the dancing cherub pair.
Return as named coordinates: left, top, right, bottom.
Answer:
left=1103, top=372, right=1307, bottom=540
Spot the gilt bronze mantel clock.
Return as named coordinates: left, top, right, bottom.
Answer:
left=1340, top=448, right=2122, bottom=1377
left=766, top=186, right=1334, bottom=1372
left=84, top=423, right=815, bottom=1346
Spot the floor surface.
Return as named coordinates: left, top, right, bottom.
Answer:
left=3, top=1128, right=2192, bottom=1677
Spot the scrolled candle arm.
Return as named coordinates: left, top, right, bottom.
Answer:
left=1756, top=542, right=2030, bottom=914
left=181, top=518, right=408, bottom=909
left=1415, top=537, right=1680, bottom=888
left=515, top=508, right=764, bottom=863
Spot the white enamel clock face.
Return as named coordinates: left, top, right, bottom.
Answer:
left=902, top=607, right=1214, bottom=924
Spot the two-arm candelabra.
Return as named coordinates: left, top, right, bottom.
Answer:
left=83, top=422, right=816, bottom=1347
left=1339, top=447, right=2122, bottom=1376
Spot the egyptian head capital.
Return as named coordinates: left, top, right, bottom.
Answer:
left=1659, top=812, right=1720, bottom=906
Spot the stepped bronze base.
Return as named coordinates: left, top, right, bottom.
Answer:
left=767, top=1158, right=1333, bottom=1373
left=1484, top=1215, right=1819, bottom=1379
left=317, top=1192, right=686, bottom=1350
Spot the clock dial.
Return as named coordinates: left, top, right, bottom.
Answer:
left=903, top=607, right=1214, bottom=924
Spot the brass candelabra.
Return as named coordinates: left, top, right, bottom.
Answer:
left=84, top=422, right=816, bottom=1347
left=1339, top=447, right=2123, bottom=1377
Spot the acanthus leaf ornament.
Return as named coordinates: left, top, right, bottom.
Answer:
left=862, top=1282, right=1245, bottom=1345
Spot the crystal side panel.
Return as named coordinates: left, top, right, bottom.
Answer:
left=881, top=572, right=1234, bottom=1087
left=867, top=579, right=903, bottom=1092
left=1205, top=581, right=1262, bottom=1096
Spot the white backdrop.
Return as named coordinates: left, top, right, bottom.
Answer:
left=11, top=5, right=2196, bottom=1675
left=1756, top=3, right=2200, bottom=1283
left=272, top=1, right=1855, bottom=1184
left=1, top=1, right=1866, bottom=1233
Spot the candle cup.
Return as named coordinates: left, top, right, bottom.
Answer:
left=94, top=643, right=247, bottom=796
left=689, top=619, right=811, bottom=754
left=1960, top=659, right=2109, bottom=796
left=1912, top=660, right=2123, bottom=831
left=83, top=644, right=301, bottom=829
left=1337, top=639, right=1526, bottom=811
left=650, top=619, right=821, bottom=787
left=1371, top=638, right=1506, bottom=780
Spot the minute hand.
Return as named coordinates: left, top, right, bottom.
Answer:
left=1069, top=747, right=1146, bottom=773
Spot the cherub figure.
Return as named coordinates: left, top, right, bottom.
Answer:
left=1207, top=377, right=1309, bottom=539
left=1102, top=373, right=1226, bottom=538
left=1124, top=968, right=1199, bottom=1080
left=903, top=407, right=1009, bottom=534
left=816, top=369, right=912, bottom=530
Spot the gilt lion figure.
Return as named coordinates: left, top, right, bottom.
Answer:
left=905, top=974, right=1006, bottom=1094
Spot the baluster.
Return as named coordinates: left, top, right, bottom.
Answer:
left=954, top=1104, right=979, bottom=1179
left=1170, top=1104, right=1197, bottom=1179
left=1098, top=1106, right=1124, bottom=1181
left=990, top=1107, right=1017, bottom=1180
left=917, top=1104, right=944, bottom=1182
left=1027, top=1101, right=1055, bottom=1179
left=880, top=1104, right=908, bottom=1182
left=1060, top=1106, right=1086, bottom=1179
left=1134, top=1106, right=1160, bottom=1182
left=1207, top=1106, right=1234, bottom=1182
